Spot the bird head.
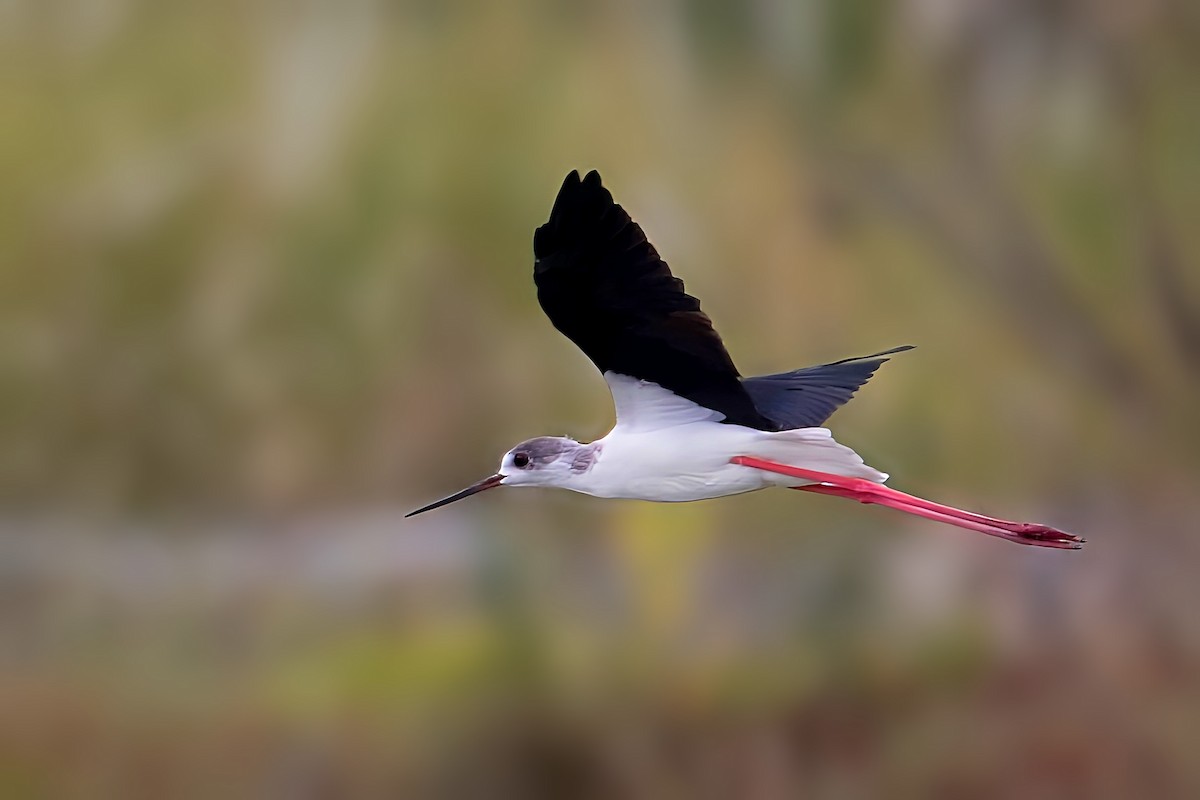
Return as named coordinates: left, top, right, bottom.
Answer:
left=405, top=436, right=593, bottom=517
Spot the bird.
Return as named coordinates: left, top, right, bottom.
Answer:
left=406, top=170, right=1083, bottom=549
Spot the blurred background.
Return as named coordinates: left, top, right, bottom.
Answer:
left=3, top=0, right=1199, bottom=797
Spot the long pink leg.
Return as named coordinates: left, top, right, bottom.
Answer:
left=731, top=456, right=1084, bottom=550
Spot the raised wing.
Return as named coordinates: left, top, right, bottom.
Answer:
left=533, top=170, right=774, bottom=429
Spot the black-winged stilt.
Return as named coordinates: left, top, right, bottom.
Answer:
left=407, top=170, right=1083, bottom=550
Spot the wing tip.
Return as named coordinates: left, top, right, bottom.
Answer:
left=826, top=344, right=917, bottom=366
left=558, top=168, right=602, bottom=191
left=535, top=168, right=617, bottom=260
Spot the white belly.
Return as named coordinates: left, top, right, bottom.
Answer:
left=570, top=422, right=774, bottom=502
left=553, top=375, right=884, bottom=503
left=565, top=420, right=886, bottom=503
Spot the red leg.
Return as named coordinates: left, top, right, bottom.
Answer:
left=731, top=456, right=1084, bottom=550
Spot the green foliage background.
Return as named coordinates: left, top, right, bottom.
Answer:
left=2, top=1, right=1198, bottom=796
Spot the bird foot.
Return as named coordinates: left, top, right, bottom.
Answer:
left=1002, top=522, right=1086, bottom=549
left=732, top=456, right=1084, bottom=550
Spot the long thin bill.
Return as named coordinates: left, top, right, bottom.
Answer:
left=405, top=474, right=504, bottom=518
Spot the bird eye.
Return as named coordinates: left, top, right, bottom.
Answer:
left=512, top=452, right=530, bottom=468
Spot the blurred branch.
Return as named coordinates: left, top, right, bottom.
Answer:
left=824, top=150, right=1155, bottom=422
left=1103, top=28, right=1200, bottom=376
left=813, top=1, right=1200, bottom=430
left=1143, top=219, right=1200, bottom=374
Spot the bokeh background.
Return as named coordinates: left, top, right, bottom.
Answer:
left=3, top=1, right=1199, bottom=797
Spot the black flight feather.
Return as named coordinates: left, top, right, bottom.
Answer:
left=742, top=346, right=914, bottom=429
left=534, top=170, right=775, bottom=429
left=533, top=170, right=910, bottom=431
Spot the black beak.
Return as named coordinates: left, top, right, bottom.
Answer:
left=405, top=474, right=504, bottom=518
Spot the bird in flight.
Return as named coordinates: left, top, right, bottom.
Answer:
left=407, top=170, right=1083, bottom=549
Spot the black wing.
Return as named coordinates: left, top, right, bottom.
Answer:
left=742, top=346, right=914, bottom=429
left=533, top=170, right=775, bottom=430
